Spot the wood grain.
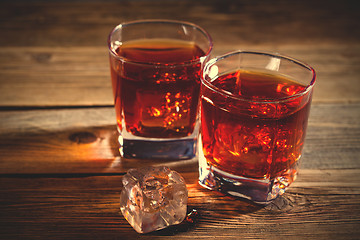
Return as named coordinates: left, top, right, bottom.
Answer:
left=0, top=169, right=359, bottom=239
left=0, top=47, right=111, bottom=107
left=0, top=103, right=359, bottom=174
left=1, top=0, right=359, bottom=47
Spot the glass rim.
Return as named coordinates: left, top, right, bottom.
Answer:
left=201, top=50, right=316, bottom=104
left=107, top=19, right=213, bottom=67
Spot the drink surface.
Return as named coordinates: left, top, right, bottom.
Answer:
left=115, top=39, right=204, bottom=64
left=201, top=70, right=311, bottom=179
left=110, top=39, right=205, bottom=138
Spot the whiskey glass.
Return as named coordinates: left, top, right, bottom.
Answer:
left=108, top=20, right=212, bottom=160
left=199, top=51, right=316, bottom=204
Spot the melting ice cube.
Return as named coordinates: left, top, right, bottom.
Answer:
left=120, top=166, right=188, bottom=233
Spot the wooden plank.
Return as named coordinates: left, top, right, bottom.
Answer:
left=0, top=103, right=359, bottom=174
left=0, top=169, right=359, bottom=239
left=302, top=103, right=360, bottom=169
left=0, top=0, right=359, bottom=47
left=0, top=44, right=359, bottom=107
left=0, top=47, right=112, bottom=107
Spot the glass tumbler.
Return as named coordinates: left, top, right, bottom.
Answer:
left=199, top=51, right=316, bottom=204
left=108, top=20, right=212, bottom=160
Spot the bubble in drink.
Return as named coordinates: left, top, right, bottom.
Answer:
left=120, top=166, right=188, bottom=233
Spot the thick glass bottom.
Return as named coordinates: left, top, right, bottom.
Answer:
left=120, top=137, right=197, bottom=160
left=118, top=123, right=199, bottom=160
left=198, top=153, right=299, bottom=204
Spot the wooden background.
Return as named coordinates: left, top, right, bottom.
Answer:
left=0, top=0, right=359, bottom=239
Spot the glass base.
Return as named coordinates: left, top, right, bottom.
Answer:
left=198, top=153, right=298, bottom=205
left=120, top=137, right=198, bottom=160
left=117, top=121, right=199, bottom=160
left=117, top=126, right=198, bottom=160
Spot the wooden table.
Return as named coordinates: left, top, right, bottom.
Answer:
left=1, top=0, right=359, bottom=239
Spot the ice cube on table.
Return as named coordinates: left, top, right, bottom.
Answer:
left=120, top=166, right=188, bottom=233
